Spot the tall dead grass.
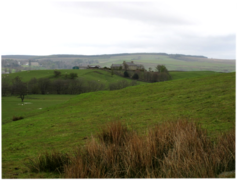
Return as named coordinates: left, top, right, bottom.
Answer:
left=27, top=120, right=235, bottom=178
left=63, top=120, right=235, bottom=178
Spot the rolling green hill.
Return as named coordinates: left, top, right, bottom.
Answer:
left=2, top=72, right=235, bottom=178
left=169, top=71, right=220, bottom=80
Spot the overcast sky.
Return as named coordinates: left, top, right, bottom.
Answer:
left=0, top=0, right=236, bottom=59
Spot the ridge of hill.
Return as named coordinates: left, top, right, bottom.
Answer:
left=2, top=72, right=235, bottom=178
left=2, top=53, right=235, bottom=72
left=2, top=53, right=207, bottom=59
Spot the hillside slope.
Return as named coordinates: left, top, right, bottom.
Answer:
left=2, top=72, right=235, bottom=178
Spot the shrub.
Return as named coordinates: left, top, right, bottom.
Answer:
left=69, top=73, right=78, bottom=79
left=124, top=71, right=129, bottom=77
left=25, top=150, right=70, bottom=173
left=132, top=73, right=139, bottom=80
left=54, top=70, right=61, bottom=77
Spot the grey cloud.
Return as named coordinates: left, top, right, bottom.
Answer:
left=54, top=2, right=192, bottom=26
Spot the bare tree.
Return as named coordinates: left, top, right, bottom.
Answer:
left=11, top=76, right=27, bottom=102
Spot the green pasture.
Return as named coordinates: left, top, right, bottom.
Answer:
left=1, top=95, right=78, bottom=125
left=1, top=72, right=235, bottom=178
left=170, top=71, right=220, bottom=80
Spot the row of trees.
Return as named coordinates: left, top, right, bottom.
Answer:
left=112, top=65, right=172, bottom=82
left=2, top=76, right=106, bottom=99
left=2, top=71, right=139, bottom=101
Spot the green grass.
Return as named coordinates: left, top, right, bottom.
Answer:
left=169, top=71, right=221, bottom=80
left=1, top=72, right=235, bottom=178
left=1, top=95, right=78, bottom=125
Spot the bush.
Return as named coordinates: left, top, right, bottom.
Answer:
left=124, top=71, right=129, bottom=77
left=54, top=70, right=61, bottom=77
left=69, top=73, right=78, bottom=79
left=132, top=73, right=139, bottom=80
left=25, top=150, right=70, bottom=173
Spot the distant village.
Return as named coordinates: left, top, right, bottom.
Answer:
left=2, top=58, right=146, bottom=74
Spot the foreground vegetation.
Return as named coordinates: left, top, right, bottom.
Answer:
left=1, top=72, right=235, bottom=178
left=26, top=121, right=235, bottom=178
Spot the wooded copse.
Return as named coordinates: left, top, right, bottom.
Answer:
left=2, top=73, right=138, bottom=99
left=112, top=65, right=172, bottom=82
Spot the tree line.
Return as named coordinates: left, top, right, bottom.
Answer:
left=112, top=65, right=172, bottom=82
left=2, top=70, right=138, bottom=102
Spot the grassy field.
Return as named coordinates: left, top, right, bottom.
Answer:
left=1, top=72, right=235, bottom=178
left=1, top=95, right=78, bottom=125
left=169, top=71, right=220, bottom=80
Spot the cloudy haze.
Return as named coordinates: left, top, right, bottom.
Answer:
left=1, top=0, right=236, bottom=59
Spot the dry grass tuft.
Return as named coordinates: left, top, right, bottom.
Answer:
left=25, top=150, right=70, bottom=173
left=97, top=121, right=131, bottom=146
